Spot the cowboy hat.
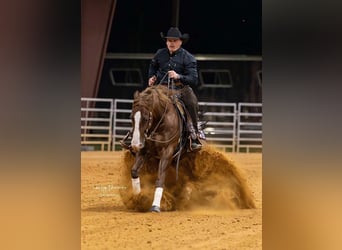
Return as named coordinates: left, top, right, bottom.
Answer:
left=160, top=27, right=190, bottom=44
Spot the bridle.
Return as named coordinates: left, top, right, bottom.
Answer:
left=135, top=103, right=180, bottom=144
left=144, top=111, right=153, bottom=137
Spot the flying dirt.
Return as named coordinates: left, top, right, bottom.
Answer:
left=119, top=145, right=256, bottom=212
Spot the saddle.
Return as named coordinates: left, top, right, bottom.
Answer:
left=171, top=95, right=201, bottom=154
left=170, top=96, right=206, bottom=180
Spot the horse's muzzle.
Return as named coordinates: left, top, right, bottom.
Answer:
left=131, top=140, right=145, bottom=152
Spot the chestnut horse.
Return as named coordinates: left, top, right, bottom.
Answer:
left=130, top=85, right=187, bottom=212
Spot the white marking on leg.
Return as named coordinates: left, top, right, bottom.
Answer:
left=131, top=111, right=141, bottom=147
left=152, top=187, right=163, bottom=207
left=131, top=177, right=141, bottom=195
left=185, top=186, right=192, bottom=200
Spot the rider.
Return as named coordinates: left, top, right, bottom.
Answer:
left=148, top=27, right=202, bottom=150
left=121, top=27, right=202, bottom=151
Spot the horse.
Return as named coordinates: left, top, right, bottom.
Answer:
left=129, top=84, right=189, bottom=212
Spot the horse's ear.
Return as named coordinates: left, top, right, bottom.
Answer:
left=134, top=90, right=140, bottom=99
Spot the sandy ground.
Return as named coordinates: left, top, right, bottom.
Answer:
left=81, top=149, right=262, bottom=250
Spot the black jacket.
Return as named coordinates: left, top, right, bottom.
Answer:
left=148, top=48, right=198, bottom=86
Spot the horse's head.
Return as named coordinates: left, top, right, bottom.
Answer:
left=131, top=91, right=153, bottom=152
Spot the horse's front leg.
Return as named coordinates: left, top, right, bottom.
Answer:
left=150, top=156, right=172, bottom=213
left=131, top=153, right=145, bottom=195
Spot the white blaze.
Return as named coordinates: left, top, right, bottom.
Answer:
left=131, top=111, right=141, bottom=146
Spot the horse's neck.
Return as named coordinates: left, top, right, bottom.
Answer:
left=151, top=104, right=166, bottom=125
left=139, top=86, right=173, bottom=123
left=152, top=96, right=172, bottom=128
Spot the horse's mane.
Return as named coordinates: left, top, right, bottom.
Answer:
left=133, top=85, right=173, bottom=115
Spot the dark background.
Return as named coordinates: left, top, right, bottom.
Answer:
left=100, top=0, right=262, bottom=103
left=108, top=0, right=261, bottom=55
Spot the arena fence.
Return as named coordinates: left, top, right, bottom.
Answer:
left=237, top=103, right=263, bottom=153
left=81, top=98, right=114, bottom=151
left=81, top=98, right=262, bottom=153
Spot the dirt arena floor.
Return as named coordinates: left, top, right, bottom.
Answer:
left=81, top=148, right=262, bottom=250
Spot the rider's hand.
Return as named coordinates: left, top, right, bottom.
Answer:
left=168, top=70, right=180, bottom=80
left=148, top=75, right=157, bottom=86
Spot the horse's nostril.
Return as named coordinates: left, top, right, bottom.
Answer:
left=132, top=142, right=144, bottom=152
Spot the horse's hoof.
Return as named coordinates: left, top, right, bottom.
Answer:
left=150, top=205, right=161, bottom=213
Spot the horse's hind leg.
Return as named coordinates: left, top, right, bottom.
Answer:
left=131, top=154, right=145, bottom=195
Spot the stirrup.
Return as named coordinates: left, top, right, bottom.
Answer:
left=189, top=137, right=202, bottom=151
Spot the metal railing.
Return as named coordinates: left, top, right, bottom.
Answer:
left=237, top=103, right=263, bottom=153
left=112, top=99, right=133, bottom=150
left=81, top=98, right=114, bottom=151
left=81, top=98, right=262, bottom=153
left=199, top=102, right=237, bottom=152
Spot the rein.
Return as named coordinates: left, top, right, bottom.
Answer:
left=142, top=86, right=180, bottom=144
left=157, top=72, right=176, bottom=94
left=145, top=102, right=180, bottom=144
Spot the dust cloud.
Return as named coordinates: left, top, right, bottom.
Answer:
left=119, top=145, right=256, bottom=212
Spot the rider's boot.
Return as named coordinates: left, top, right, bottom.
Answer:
left=187, top=123, right=202, bottom=151
left=119, top=131, right=132, bottom=149
left=197, top=121, right=207, bottom=140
